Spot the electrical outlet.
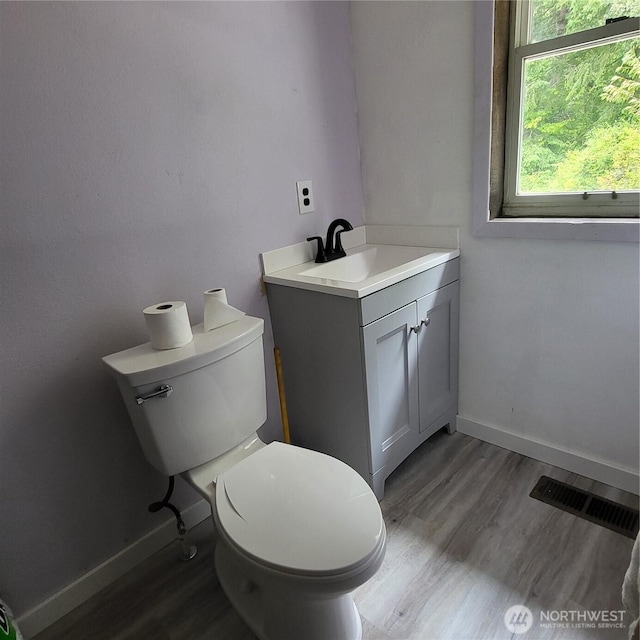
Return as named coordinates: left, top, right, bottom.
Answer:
left=296, top=180, right=314, bottom=214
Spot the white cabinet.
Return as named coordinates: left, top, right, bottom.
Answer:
left=266, top=257, right=459, bottom=498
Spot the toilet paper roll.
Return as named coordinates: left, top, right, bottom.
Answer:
left=204, top=288, right=245, bottom=332
left=143, top=301, right=193, bottom=350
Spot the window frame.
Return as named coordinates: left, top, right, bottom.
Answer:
left=503, top=2, right=640, bottom=218
left=471, top=0, right=640, bottom=242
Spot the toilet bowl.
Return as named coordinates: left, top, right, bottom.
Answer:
left=184, top=439, right=385, bottom=640
left=103, top=316, right=386, bottom=640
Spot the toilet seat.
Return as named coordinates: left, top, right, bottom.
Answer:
left=215, top=442, right=385, bottom=577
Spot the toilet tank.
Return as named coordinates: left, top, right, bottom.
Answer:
left=103, top=316, right=267, bottom=476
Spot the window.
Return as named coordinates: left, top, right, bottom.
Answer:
left=472, top=0, right=640, bottom=241
left=503, top=0, right=639, bottom=218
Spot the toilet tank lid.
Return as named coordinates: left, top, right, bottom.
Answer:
left=102, top=315, right=264, bottom=387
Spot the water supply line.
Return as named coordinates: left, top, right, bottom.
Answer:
left=148, top=476, right=197, bottom=562
left=273, top=347, right=291, bottom=444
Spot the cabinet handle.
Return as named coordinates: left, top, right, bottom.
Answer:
left=421, top=317, right=431, bottom=327
left=410, top=324, right=421, bottom=334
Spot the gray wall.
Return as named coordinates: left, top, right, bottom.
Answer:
left=350, top=2, right=639, bottom=477
left=0, top=1, right=364, bottom=616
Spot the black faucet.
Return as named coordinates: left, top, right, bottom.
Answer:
left=307, top=218, right=354, bottom=263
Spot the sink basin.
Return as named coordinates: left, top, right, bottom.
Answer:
left=300, top=246, right=430, bottom=283
left=263, top=243, right=460, bottom=299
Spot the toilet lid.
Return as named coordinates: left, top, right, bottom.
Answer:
left=215, top=442, right=385, bottom=576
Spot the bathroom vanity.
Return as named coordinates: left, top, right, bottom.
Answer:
left=263, top=242, right=459, bottom=499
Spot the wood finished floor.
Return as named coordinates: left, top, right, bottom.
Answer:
left=34, top=431, right=638, bottom=640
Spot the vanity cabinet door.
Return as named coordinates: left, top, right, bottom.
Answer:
left=416, top=281, right=459, bottom=433
left=362, top=303, right=419, bottom=473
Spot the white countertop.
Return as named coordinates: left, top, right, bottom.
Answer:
left=262, top=243, right=460, bottom=299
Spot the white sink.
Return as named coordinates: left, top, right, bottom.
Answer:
left=300, top=246, right=429, bottom=282
left=263, top=244, right=460, bottom=298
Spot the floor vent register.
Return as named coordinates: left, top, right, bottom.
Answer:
left=530, top=475, right=639, bottom=539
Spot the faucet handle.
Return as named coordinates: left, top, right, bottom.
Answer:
left=306, top=236, right=327, bottom=263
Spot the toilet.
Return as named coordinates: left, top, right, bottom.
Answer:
left=103, top=315, right=386, bottom=640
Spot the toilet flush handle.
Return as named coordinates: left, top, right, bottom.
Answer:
left=135, top=384, right=173, bottom=405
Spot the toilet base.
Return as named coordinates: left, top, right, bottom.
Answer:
left=215, top=541, right=363, bottom=640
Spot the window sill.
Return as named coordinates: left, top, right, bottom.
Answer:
left=472, top=215, right=640, bottom=242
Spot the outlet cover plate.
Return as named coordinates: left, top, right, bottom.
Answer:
left=296, top=180, right=314, bottom=214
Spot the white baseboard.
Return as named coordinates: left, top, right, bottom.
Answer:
left=457, top=415, right=639, bottom=495
left=17, top=499, right=211, bottom=639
